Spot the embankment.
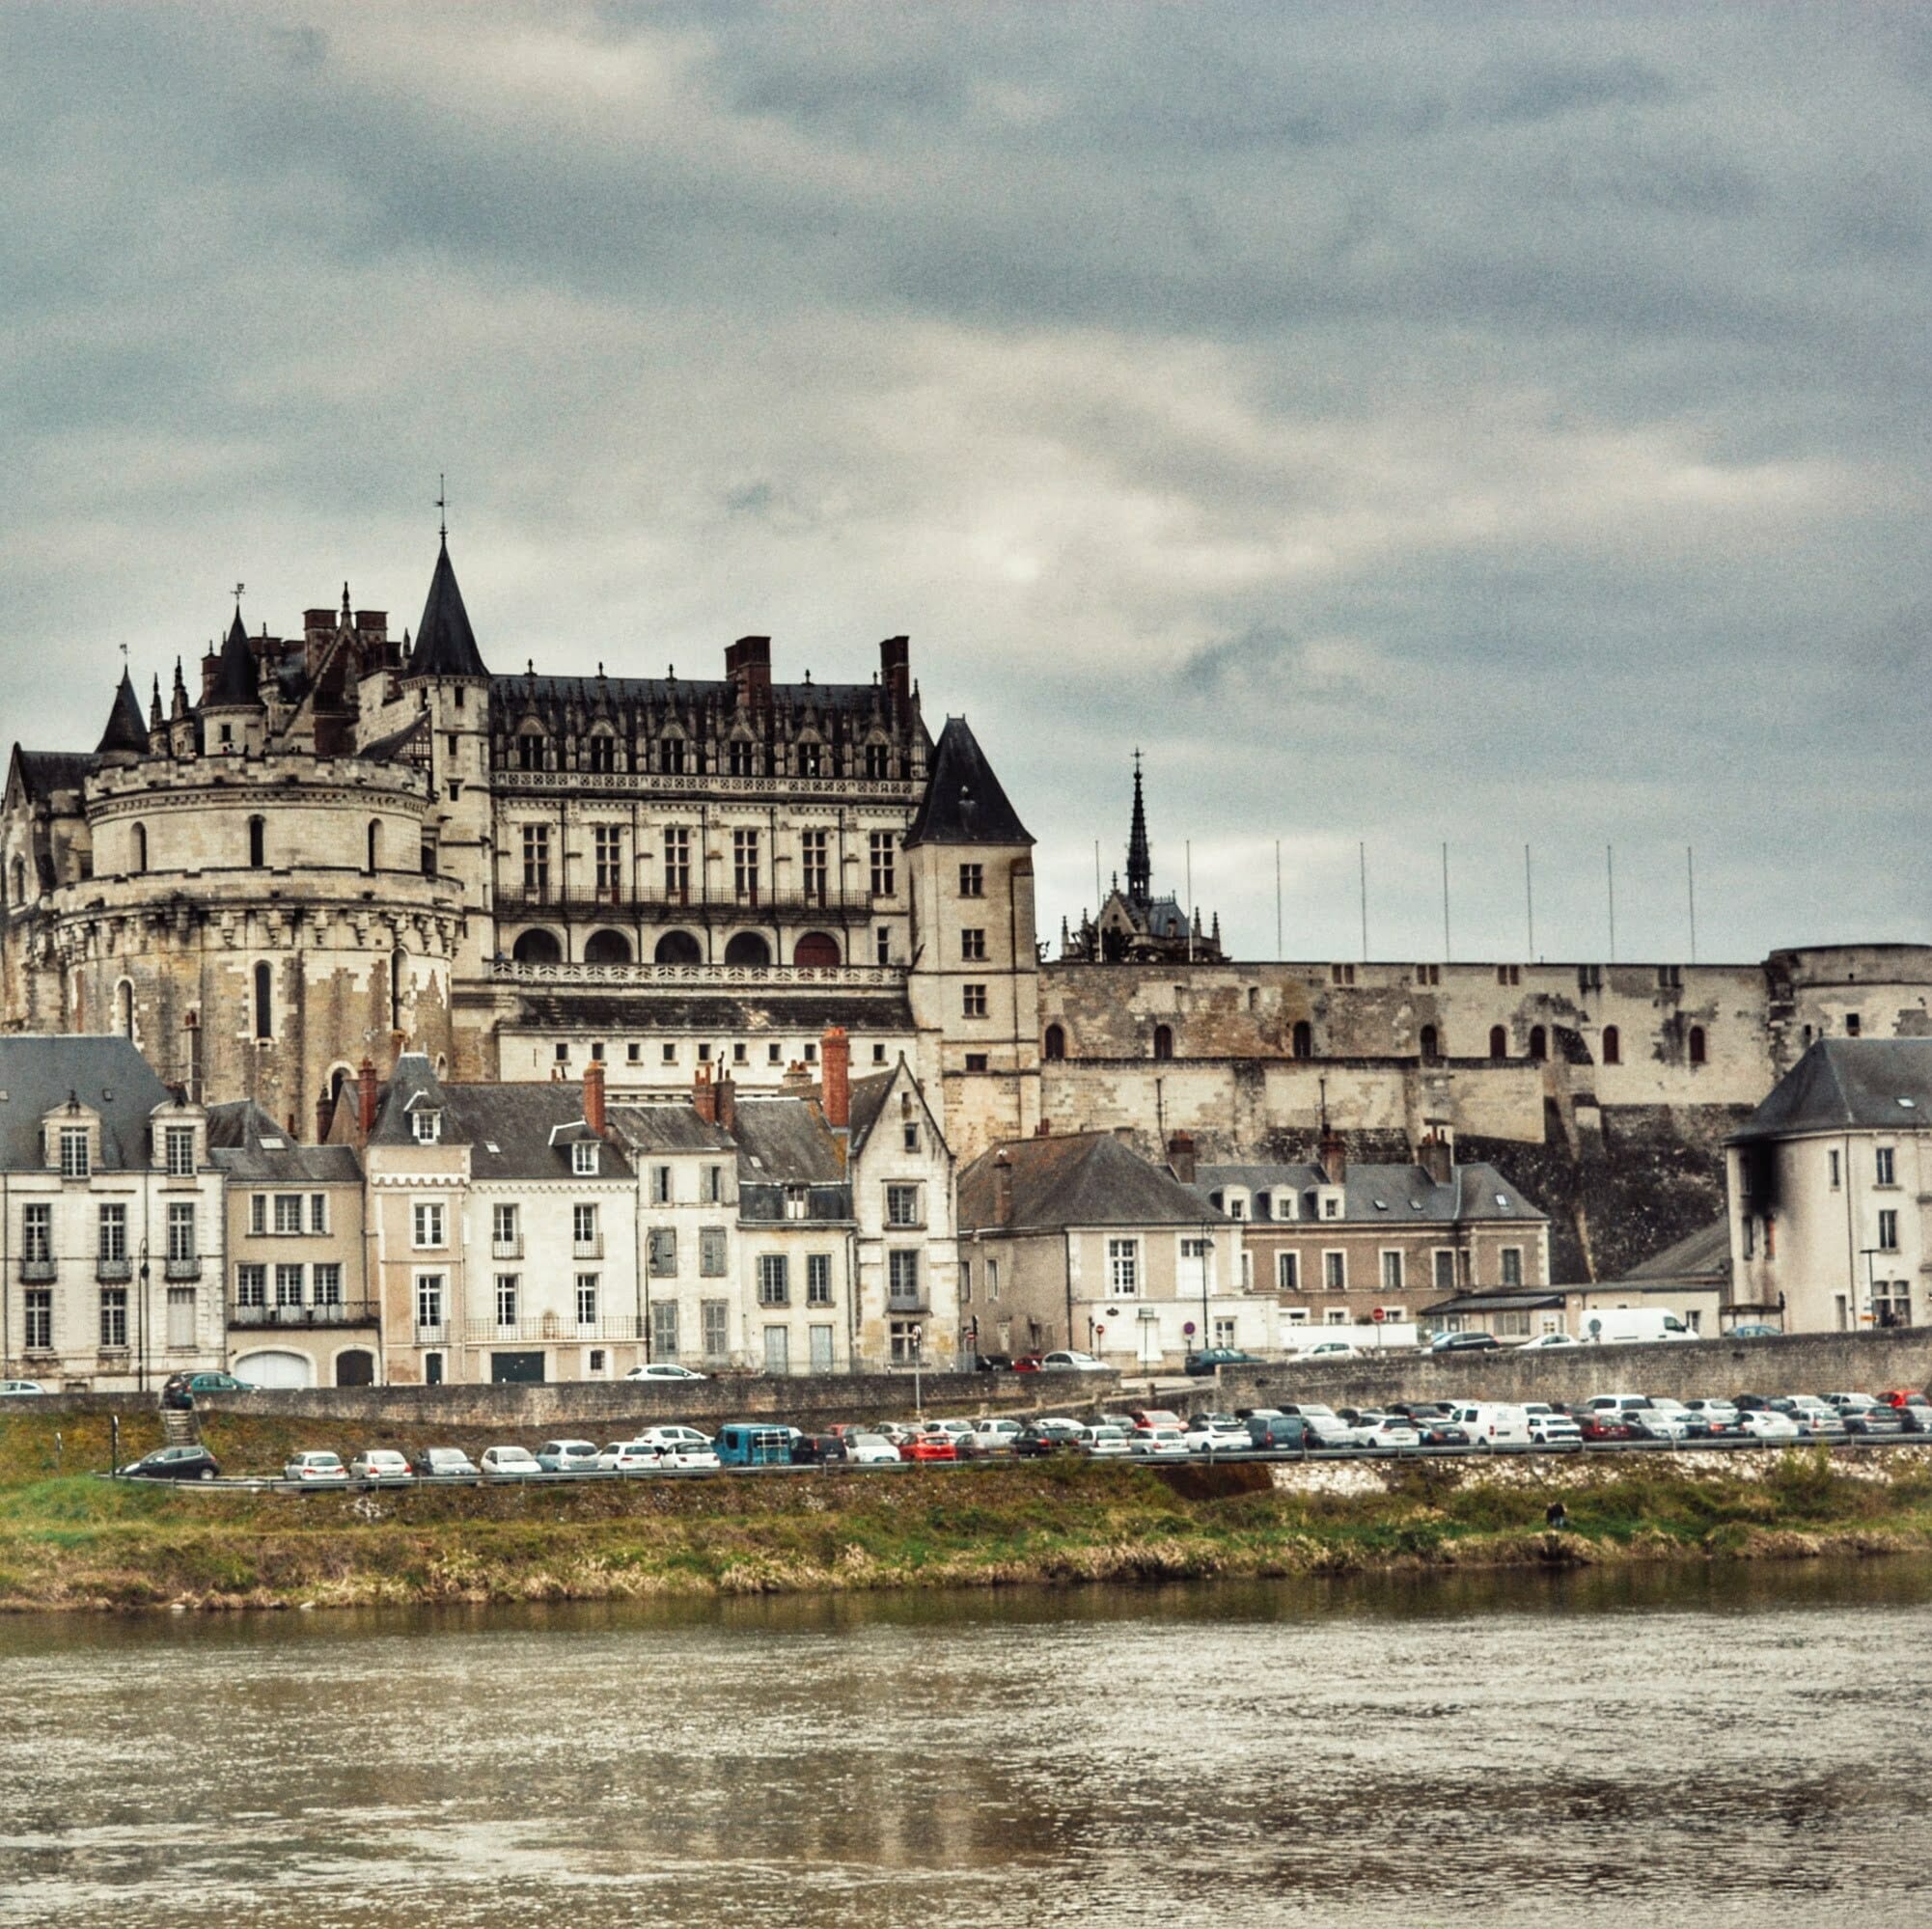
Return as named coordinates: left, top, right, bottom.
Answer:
left=4, top=1409, right=1932, bottom=1613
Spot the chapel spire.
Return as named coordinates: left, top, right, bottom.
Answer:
left=1125, top=748, right=1151, bottom=908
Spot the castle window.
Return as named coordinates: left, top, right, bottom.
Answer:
left=958, top=863, right=983, bottom=898
left=421, top=839, right=436, bottom=877
left=116, top=979, right=134, bottom=1038
left=728, top=738, right=755, bottom=778
left=732, top=830, right=759, bottom=904
left=663, top=826, right=692, bottom=901
left=654, top=929, right=701, bottom=965
left=587, top=733, right=616, bottom=774
left=391, top=948, right=406, bottom=1032
left=583, top=930, right=632, bottom=965
left=963, top=983, right=988, bottom=1019
left=593, top=825, right=622, bottom=900
left=512, top=929, right=562, bottom=965
left=517, top=732, right=543, bottom=771
left=131, top=823, right=148, bottom=873
left=1528, top=1025, right=1547, bottom=1061
left=1688, top=1025, right=1707, bottom=1066
left=253, top=961, right=272, bottom=1040
left=662, top=735, right=686, bottom=776
left=800, top=829, right=828, bottom=903
left=1043, top=1024, right=1066, bottom=1061
left=522, top=825, right=550, bottom=898
left=248, top=816, right=265, bottom=868
left=869, top=832, right=896, bottom=898
left=724, top=931, right=771, bottom=967
left=1601, top=1025, right=1620, bottom=1066
left=366, top=820, right=380, bottom=873
left=1152, top=1023, right=1173, bottom=1061
left=1419, top=1024, right=1439, bottom=1061
left=798, top=741, right=822, bottom=779
left=1489, top=1025, right=1507, bottom=1059
left=1291, top=1020, right=1312, bottom=1059
left=866, top=742, right=890, bottom=780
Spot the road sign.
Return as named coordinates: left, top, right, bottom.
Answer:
left=1371, top=1307, right=1386, bottom=1324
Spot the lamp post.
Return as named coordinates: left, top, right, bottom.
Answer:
left=911, top=1323, right=924, bottom=1418
left=1861, top=1246, right=1882, bottom=1330
left=1200, top=1219, right=1212, bottom=1358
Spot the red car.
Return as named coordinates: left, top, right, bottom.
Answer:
left=1880, top=1390, right=1931, bottom=1410
left=1011, top=1355, right=1043, bottom=1373
left=1578, top=1414, right=1636, bottom=1442
left=903, top=1436, right=958, bottom=1463
left=1129, top=1409, right=1183, bottom=1435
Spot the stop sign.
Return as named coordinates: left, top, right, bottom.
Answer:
left=1094, top=1323, right=1105, bottom=1339
left=1371, top=1307, right=1386, bottom=1324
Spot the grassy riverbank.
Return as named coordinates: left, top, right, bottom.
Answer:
left=4, top=1410, right=1932, bottom=1611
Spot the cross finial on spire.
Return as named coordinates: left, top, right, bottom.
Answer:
left=119, top=641, right=129, bottom=665
left=436, top=474, right=448, bottom=542
left=232, top=582, right=244, bottom=612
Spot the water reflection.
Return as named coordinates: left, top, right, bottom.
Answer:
left=3, top=1559, right=1930, bottom=1927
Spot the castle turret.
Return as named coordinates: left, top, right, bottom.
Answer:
left=199, top=611, right=266, bottom=757
left=94, top=671, right=149, bottom=767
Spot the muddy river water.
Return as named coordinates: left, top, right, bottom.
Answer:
left=3, top=1558, right=1929, bottom=1927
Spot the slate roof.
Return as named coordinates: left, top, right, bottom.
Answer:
left=367, top=1055, right=632, bottom=1180
left=204, top=611, right=265, bottom=709
left=0, top=1036, right=177, bottom=1172
left=96, top=673, right=150, bottom=757
left=1725, top=1038, right=1932, bottom=1144
left=1420, top=1288, right=1567, bottom=1315
left=502, top=991, right=915, bottom=1033
left=359, top=712, right=429, bottom=764
left=844, top=1068, right=898, bottom=1152
left=959, top=1131, right=1225, bottom=1233
left=905, top=715, right=1033, bottom=848
left=492, top=673, right=898, bottom=722
left=1615, top=1216, right=1732, bottom=1285
left=605, top=1102, right=737, bottom=1155
left=731, top=1095, right=845, bottom=1184
left=13, top=750, right=97, bottom=803
left=1192, top=1159, right=1547, bottom=1226
left=404, top=540, right=489, bottom=679
left=207, top=1099, right=362, bottom=1183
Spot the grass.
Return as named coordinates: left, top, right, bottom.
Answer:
left=3, top=1410, right=1932, bottom=1612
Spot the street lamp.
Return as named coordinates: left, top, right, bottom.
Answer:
left=1199, top=1219, right=1212, bottom=1356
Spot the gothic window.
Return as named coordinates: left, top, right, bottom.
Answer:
left=1043, top=1024, right=1066, bottom=1061
left=663, top=826, right=691, bottom=901
left=593, top=825, right=622, bottom=900
left=1601, top=1025, right=1620, bottom=1065
left=662, top=735, right=686, bottom=776
left=248, top=816, right=265, bottom=868
left=521, top=824, right=550, bottom=898
left=1528, top=1025, right=1547, bottom=1061
left=131, top=823, right=148, bottom=873
left=1292, top=1020, right=1312, bottom=1059
left=116, top=979, right=134, bottom=1038
left=1489, top=1025, right=1507, bottom=1059
left=253, top=961, right=272, bottom=1040
left=1152, top=1024, right=1173, bottom=1061
left=732, top=830, right=759, bottom=903
left=1689, top=1025, right=1707, bottom=1066
left=587, top=733, right=616, bottom=774
left=728, top=738, right=755, bottom=778
left=516, top=732, right=543, bottom=771
left=865, top=741, right=890, bottom=780
left=869, top=832, right=896, bottom=898
left=798, top=740, right=822, bottom=779
left=1420, top=1024, right=1439, bottom=1061
left=800, top=829, right=828, bottom=903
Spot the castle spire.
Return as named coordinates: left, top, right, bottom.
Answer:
left=1125, top=747, right=1151, bottom=907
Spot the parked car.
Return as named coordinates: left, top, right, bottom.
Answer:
left=348, top=1449, right=413, bottom=1483
left=790, top=1433, right=849, bottom=1465
left=480, top=1445, right=543, bottom=1476
left=595, top=1440, right=661, bottom=1474
left=1523, top=1404, right=1583, bottom=1447
left=1183, top=1415, right=1251, bottom=1453
left=1682, top=1398, right=1742, bottom=1425
left=1823, top=1392, right=1880, bottom=1413
left=1516, top=1332, right=1579, bottom=1349
left=1128, top=1426, right=1190, bottom=1458
left=1880, top=1390, right=1932, bottom=1410
left=903, top=1434, right=958, bottom=1463
left=1844, top=1405, right=1908, bottom=1439
left=1129, top=1409, right=1184, bottom=1436
left=410, top=1447, right=479, bottom=1478
left=1412, top=1418, right=1473, bottom=1447
left=638, top=1425, right=714, bottom=1450
left=1355, top=1416, right=1423, bottom=1450
left=969, top=1418, right=1024, bottom=1454
left=1013, top=1419, right=1087, bottom=1457
left=1738, top=1409, right=1802, bottom=1443
left=284, top=1450, right=348, bottom=1482
left=1038, top=1350, right=1109, bottom=1372
left=161, top=1370, right=255, bottom=1411
left=624, top=1363, right=707, bottom=1382
left=1779, top=1398, right=1845, bottom=1439
left=537, top=1440, right=602, bottom=1474
left=846, top=1433, right=902, bottom=1465
left=122, top=1444, right=221, bottom=1481
left=1247, top=1413, right=1322, bottom=1450
left=1897, top=1405, right=1932, bottom=1437
left=1010, top=1355, right=1044, bottom=1373
left=1625, top=1409, right=1690, bottom=1443
left=1080, top=1424, right=1134, bottom=1457
left=1728, top=1323, right=1782, bottom=1338
left=1429, top=1331, right=1500, bottom=1353
left=0, top=1379, right=46, bottom=1396
left=1577, top=1414, right=1636, bottom=1443
left=973, top=1354, right=1013, bottom=1372
left=1294, top=1339, right=1358, bottom=1362
left=714, top=1423, right=793, bottom=1467
left=1184, top=1347, right=1262, bottom=1375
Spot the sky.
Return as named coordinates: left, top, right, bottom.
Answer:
left=4, top=1, right=1930, bottom=966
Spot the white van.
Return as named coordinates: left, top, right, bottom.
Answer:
left=1577, top=1308, right=1694, bottom=1344
left=1445, top=1402, right=1532, bottom=1447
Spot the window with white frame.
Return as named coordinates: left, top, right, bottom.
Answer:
left=702, top=1299, right=729, bottom=1359
left=869, top=831, right=896, bottom=897
left=97, top=1202, right=126, bottom=1262
left=1381, top=1251, right=1404, bottom=1293
left=493, top=1203, right=518, bottom=1254
left=412, top=1109, right=441, bottom=1144
left=249, top=1193, right=268, bottom=1236
left=1277, top=1251, right=1301, bottom=1292
left=1879, top=1209, right=1900, bottom=1252
left=495, top=1275, right=519, bottom=1327
left=572, top=1141, right=599, bottom=1176
left=1212, top=1318, right=1237, bottom=1347
left=22, top=1203, right=51, bottom=1262
left=167, top=1202, right=196, bottom=1261
left=312, top=1263, right=342, bottom=1307
left=1877, top=1145, right=1896, bottom=1186
left=576, top=1275, right=599, bottom=1326
left=650, top=1299, right=678, bottom=1360
left=703, top=1164, right=724, bottom=1203
left=886, top=1184, right=922, bottom=1226
left=274, top=1194, right=303, bottom=1234
left=700, top=1226, right=728, bottom=1276
left=164, top=1125, right=195, bottom=1176
left=23, top=1289, right=51, bottom=1351
left=415, top=1274, right=445, bottom=1333
left=1108, top=1238, right=1140, bottom=1295
left=1283, top=1306, right=1309, bottom=1325
left=649, top=1228, right=676, bottom=1277
left=987, top=1258, right=999, bottom=1301
left=413, top=1202, right=446, bottom=1249
left=1323, top=1251, right=1346, bottom=1291
left=573, top=1202, right=599, bottom=1251
left=1501, top=1246, right=1524, bottom=1287
left=99, top=1287, right=127, bottom=1348
left=651, top=1165, right=672, bottom=1204
left=1322, top=1196, right=1339, bottom=1220
left=1324, top=1307, right=1349, bottom=1325
left=235, top=1263, right=266, bottom=1308
left=309, top=1193, right=328, bottom=1234
left=275, top=1264, right=303, bottom=1308
left=759, top=1254, right=788, bottom=1306
left=888, top=1249, right=921, bottom=1305
left=59, top=1126, right=90, bottom=1178
left=808, top=1254, right=832, bottom=1306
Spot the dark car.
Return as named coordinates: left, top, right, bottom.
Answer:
left=1428, top=1332, right=1500, bottom=1354
left=121, top=1444, right=220, bottom=1481
left=1247, top=1414, right=1322, bottom=1451
left=1578, top=1414, right=1636, bottom=1442
left=1844, top=1406, right=1907, bottom=1438
left=1732, top=1393, right=1778, bottom=1412
left=973, top=1355, right=1013, bottom=1373
left=160, top=1370, right=254, bottom=1411
left=1184, top=1348, right=1262, bottom=1376
left=1413, top=1419, right=1473, bottom=1447
left=789, top=1433, right=850, bottom=1465
left=1012, top=1419, right=1082, bottom=1458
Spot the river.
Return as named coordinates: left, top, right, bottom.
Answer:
left=3, top=1559, right=1929, bottom=1927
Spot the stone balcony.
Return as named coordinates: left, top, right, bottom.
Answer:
left=487, top=959, right=903, bottom=993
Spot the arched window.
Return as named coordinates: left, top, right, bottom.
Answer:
left=653, top=930, right=702, bottom=965
left=1043, top=1023, right=1066, bottom=1061
left=248, top=816, right=265, bottom=868
left=1688, top=1025, right=1707, bottom=1066
left=1152, top=1024, right=1173, bottom=1061
left=1420, top=1024, right=1439, bottom=1061
left=116, top=979, right=134, bottom=1039
left=1291, top=1020, right=1312, bottom=1059
left=1601, top=1025, right=1621, bottom=1066
left=724, top=931, right=771, bottom=967
left=131, top=823, right=148, bottom=873
left=253, top=961, right=272, bottom=1040
left=584, top=929, right=632, bottom=965
left=511, top=928, right=562, bottom=965
left=1528, top=1025, right=1547, bottom=1061
left=792, top=932, right=840, bottom=967
left=366, top=820, right=380, bottom=874
left=1489, top=1025, right=1507, bottom=1059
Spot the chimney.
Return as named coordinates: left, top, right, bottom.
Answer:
left=1035, top=1118, right=1051, bottom=1137
left=1168, top=1131, right=1197, bottom=1185
left=200, top=648, right=220, bottom=702
left=315, top=1090, right=334, bottom=1145
left=357, top=1057, right=378, bottom=1140
left=715, top=1072, right=736, bottom=1134
left=821, top=1026, right=850, bottom=1130
left=693, top=1063, right=718, bottom=1126
left=724, top=635, right=773, bottom=709
left=1319, top=1119, right=1347, bottom=1188
left=880, top=635, right=910, bottom=712
left=992, top=1148, right=1013, bottom=1225
left=583, top=1058, right=606, bottom=1137
left=1418, top=1128, right=1452, bottom=1187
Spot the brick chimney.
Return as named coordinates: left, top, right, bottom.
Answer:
left=1167, top=1131, right=1197, bottom=1186
left=992, top=1148, right=1013, bottom=1225
left=1418, top=1128, right=1452, bottom=1187
left=715, top=1073, right=737, bottom=1134
left=1319, top=1119, right=1347, bottom=1187
left=357, top=1058, right=378, bottom=1140
left=693, top=1063, right=717, bottom=1126
left=821, top=1026, right=850, bottom=1130
left=725, top=635, right=772, bottom=709
left=880, top=636, right=910, bottom=712
left=583, top=1058, right=606, bottom=1136
left=314, top=1092, right=332, bottom=1144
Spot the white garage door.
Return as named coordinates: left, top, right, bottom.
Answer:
left=234, top=1348, right=314, bottom=1389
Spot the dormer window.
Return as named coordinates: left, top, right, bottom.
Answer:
left=1322, top=1196, right=1339, bottom=1220
left=163, top=1125, right=196, bottom=1176
left=58, top=1125, right=91, bottom=1178
left=413, top=1110, right=442, bottom=1144
left=572, top=1142, right=599, bottom=1176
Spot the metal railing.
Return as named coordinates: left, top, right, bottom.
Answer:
left=487, top=959, right=901, bottom=990
left=19, top=1254, right=57, bottom=1282
left=230, top=1301, right=378, bottom=1330
left=461, top=1316, right=645, bottom=1343
left=163, top=1255, right=202, bottom=1281
left=491, top=1239, right=524, bottom=1260
left=95, top=1254, right=132, bottom=1282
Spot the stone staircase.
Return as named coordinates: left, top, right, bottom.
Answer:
left=159, top=1404, right=201, bottom=1447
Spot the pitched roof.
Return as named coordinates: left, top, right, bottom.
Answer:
left=731, top=1094, right=846, bottom=1184
left=13, top=749, right=97, bottom=804
left=0, top=1036, right=178, bottom=1172
left=1192, top=1160, right=1547, bottom=1226
left=605, top=1102, right=737, bottom=1155
left=502, top=989, right=914, bottom=1034
left=1616, top=1215, right=1731, bottom=1284
left=206, top=1099, right=362, bottom=1183
left=204, top=611, right=264, bottom=709
left=1725, top=1037, right=1932, bottom=1144
left=95, top=672, right=150, bottom=757
left=404, top=539, right=488, bottom=679
left=905, top=715, right=1033, bottom=848
left=368, top=1055, right=631, bottom=1180
left=960, top=1130, right=1224, bottom=1232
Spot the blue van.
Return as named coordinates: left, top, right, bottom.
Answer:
left=713, top=1423, right=793, bottom=1468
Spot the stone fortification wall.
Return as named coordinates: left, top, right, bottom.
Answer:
left=1208, top=1327, right=1932, bottom=1413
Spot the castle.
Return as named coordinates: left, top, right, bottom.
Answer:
left=7, top=537, right=1931, bottom=1283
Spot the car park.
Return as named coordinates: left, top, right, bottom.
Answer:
left=537, top=1440, right=602, bottom=1474
left=348, top=1449, right=413, bottom=1483
left=410, top=1447, right=479, bottom=1478
left=0, top=1379, right=46, bottom=1396
left=122, top=1445, right=221, bottom=1481
left=284, top=1450, right=348, bottom=1483
left=624, top=1363, right=707, bottom=1381
left=480, top=1445, right=542, bottom=1477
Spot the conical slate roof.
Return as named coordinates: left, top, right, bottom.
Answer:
left=95, top=671, right=150, bottom=756
left=404, top=539, right=488, bottom=678
left=204, top=611, right=264, bottom=709
left=904, top=715, right=1033, bottom=848
left=1126, top=753, right=1151, bottom=905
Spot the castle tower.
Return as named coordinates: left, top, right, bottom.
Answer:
left=199, top=611, right=267, bottom=758
left=1126, top=748, right=1151, bottom=909
left=905, top=715, right=1040, bottom=1157
left=94, top=672, right=149, bottom=769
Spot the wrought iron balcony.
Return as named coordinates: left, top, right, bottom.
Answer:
left=18, top=1254, right=57, bottom=1282
left=229, top=1301, right=378, bottom=1330
left=95, top=1254, right=132, bottom=1282
left=163, top=1255, right=203, bottom=1281
left=461, top=1315, right=644, bottom=1343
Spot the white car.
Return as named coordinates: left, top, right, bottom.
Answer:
left=537, top=1440, right=602, bottom=1474
left=1682, top=1399, right=1741, bottom=1425
left=1082, top=1424, right=1133, bottom=1457
left=1517, top=1332, right=1579, bottom=1349
left=596, top=1440, right=663, bottom=1473
left=1183, top=1418, right=1248, bottom=1453
left=1823, top=1392, right=1879, bottom=1413
left=348, top=1449, right=413, bottom=1483
left=1038, top=1350, right=1109, bottom=1372
left=0, top=1378, right=46, bottom=1396
left=658, top=1443, right=720, bottom=1471
left=1296, top=1340, right=1358, bottom=1362
left=970, top=1418, right=1024, bottom=1453
left=1354, top=1416, right=1422, bottom=1450
left=284, top=1450, right=348, bottom=1483
left=1739, top=1408, right=1802, bottom=1443
left=846, top=1433, right=902, bottom=1465
left=638, top=1425, right=712, bottom=1450
left=1129, top=1426, right=1189, bottom=1457
left=480, top=1445, right=542, bottom=1476
left=625, top=1363, right=707, bottom=1382
left=923, top=1419, right=976, bottom=1442
left=1523, top=1405, right=1583, bottom=1447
